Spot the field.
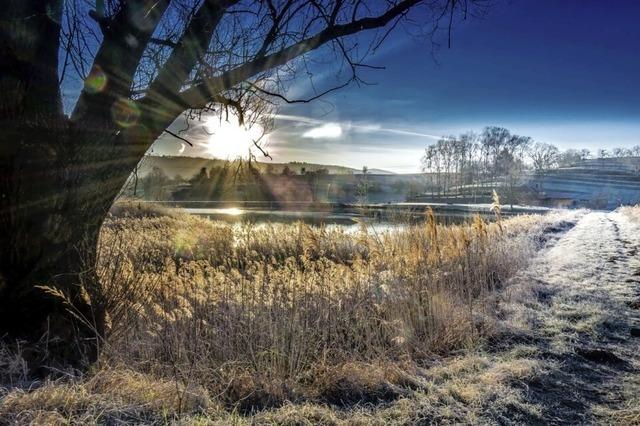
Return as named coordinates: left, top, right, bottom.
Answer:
left=4, top=204, right=640, bottom=424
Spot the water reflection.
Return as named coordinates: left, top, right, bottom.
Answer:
left=185, top=207, right=360, bottom=226
left=184, top=206, right=487, bottom=229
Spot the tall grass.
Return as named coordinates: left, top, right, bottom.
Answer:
left=0, top=200, right=582, bottom=424
left=66, top=205, right=571, bottom=411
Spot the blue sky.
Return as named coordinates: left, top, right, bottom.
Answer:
left=146, top=0, right=640, bottom=172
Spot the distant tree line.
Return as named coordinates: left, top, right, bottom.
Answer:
left=134, top=161, right=343, bottom=203
left=421, top=127, right=530, bottom=204
left=421, top=126, right=640, bottom=205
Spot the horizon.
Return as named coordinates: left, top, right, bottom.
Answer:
left=144, top=147, right=640, bottom=177
left=149, top=119, right=640, bottom=174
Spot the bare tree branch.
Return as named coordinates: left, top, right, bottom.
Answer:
left=71, top=0, right=170, bottom=122
left=173, top=0, right=424, bottom=109
left=145, top=0, right=240, bottom=112
left=245, top=79, right=352, bottom=104
left=163, top=129, right=194, bottom=147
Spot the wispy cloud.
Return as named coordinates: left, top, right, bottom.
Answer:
left=350, top=123, right=444, bottom=139
left=275, top=114, right=323, bottom=125
left=275, top=114, right=443, bottom=140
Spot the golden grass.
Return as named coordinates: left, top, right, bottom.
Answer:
left=0, top=369, right=220, bottom=425
left=0, top=354, right=546, bottom=424
left=0, top=204, right=580, bottom=423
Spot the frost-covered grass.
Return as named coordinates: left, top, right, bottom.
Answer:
left=0, top=204, right=583, bottom=424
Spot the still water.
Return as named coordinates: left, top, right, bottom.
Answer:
left=183, top=206, right=502, bottom=231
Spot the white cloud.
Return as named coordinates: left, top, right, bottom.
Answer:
left=302, top=123, right=343, bottom=139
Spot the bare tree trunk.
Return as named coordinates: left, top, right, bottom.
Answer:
left=0, top=123, right=100, bottom=365
left=1, top=58, right=149, bottom=370
left=0, top=1, right=175, bottom=369
left=0, top=1, right=98, bottom=367
left=0, top=115, right=163, bottom=368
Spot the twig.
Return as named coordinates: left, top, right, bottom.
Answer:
left=164, top=129, right=194, bottom=147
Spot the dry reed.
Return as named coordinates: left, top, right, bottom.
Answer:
left=0, top=203, right=581, bottom=421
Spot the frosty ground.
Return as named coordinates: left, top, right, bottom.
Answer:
left=494, top=210, right=640, bottom=424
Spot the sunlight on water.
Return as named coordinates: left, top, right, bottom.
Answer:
left=216, top=207, right=244, bottom=216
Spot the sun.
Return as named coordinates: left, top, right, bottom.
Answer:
left=204, top=115, right=266, bottom=159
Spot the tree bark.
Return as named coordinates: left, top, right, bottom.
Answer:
left=0, top=118, right=109, bottom=362
left=1, top=2, right=87, bottom=368
left=0, top=118, right=169, bottom=368
left=0, top=1, right=174, bottom=370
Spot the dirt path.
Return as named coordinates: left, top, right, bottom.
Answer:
left=504, top=211, right=640, bottom=424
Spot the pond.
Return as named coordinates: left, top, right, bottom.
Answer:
left=181, top=203, right=549, bottom=230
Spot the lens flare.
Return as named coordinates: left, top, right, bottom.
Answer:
left=111, top=98, right=141, bottom=128
left=122, top=123, right=151, bottom=144
left=84, top=66, right=107, bottom=94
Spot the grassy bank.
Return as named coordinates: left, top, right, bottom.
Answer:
left=0, top=204, right=581, bottom=424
